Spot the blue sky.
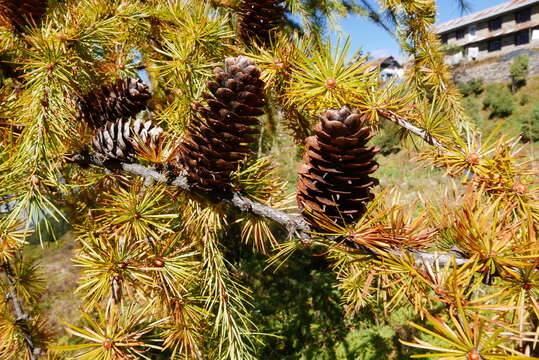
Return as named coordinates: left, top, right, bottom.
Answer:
left=336, top=0, right=510, bottom=60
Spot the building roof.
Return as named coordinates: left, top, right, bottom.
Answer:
left=434, top=0, right=539, bottom=34
left=363, top=56, right=401, bottom=73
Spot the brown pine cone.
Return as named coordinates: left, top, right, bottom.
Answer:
left=176, top=56, right=266, bottom=191
left=0, top=0, right=47, bottom=30
left=77, top=78, right=151, bottom=129
left=237, top=0, right=284, bottom=46
left=296, top=107, right=379, bottom=228
left=92, top=118, right=163, bottom=161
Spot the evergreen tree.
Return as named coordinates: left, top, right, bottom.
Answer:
left=0, top=0, right=537, bottom=359
left=510, top=53, right=529, bottom=93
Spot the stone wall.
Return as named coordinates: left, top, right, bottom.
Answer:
left=452, top=50, right=539, bottom=84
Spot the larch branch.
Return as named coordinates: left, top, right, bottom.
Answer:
left=379, top=109, right=446, bottom=149
left=67, top=151, right=470, bottom=267
left=2, top=262, right=41, bottom=360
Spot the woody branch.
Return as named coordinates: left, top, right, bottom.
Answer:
left=2, top=261, right=41, bottom=360
left=67, top=151, right=470, bottom=267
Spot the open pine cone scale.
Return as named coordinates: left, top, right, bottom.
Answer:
left=92, top=118, right=163, bottom=160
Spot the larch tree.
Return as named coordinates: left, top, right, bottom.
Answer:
left=0, top=0, right=537, bottom=359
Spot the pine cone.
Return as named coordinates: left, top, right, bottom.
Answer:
left=237, top=0, right=284, bottom=46
left=0, top=0, right=47, bottom=30
left=296, top=107, right=379, bottom=228
left=177, top=56, right=266, bottom=191
left=77, top=78, right=151, bottom=129
left=92, top=118, right=163, bottom=160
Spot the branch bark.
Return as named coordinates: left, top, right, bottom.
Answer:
left=379, top=109, right=446, bottom=149
left=67, top=152, right=469, bottom=266
left=2, top=262, right=41, bottom=360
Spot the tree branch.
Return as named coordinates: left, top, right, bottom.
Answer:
left=379, top=109, right=446, bottom=149
left=66, top=152, right=469, bottom=266
left=2, top=262, right=41, bottom=360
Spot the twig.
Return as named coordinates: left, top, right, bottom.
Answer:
left=379, top=109, right=446, bottom=149
left=66, top=152, right=470, bottom=267
left=2, top=262, right=41, bottom=360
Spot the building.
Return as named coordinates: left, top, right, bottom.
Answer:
left=434, top=0, right=539, bottom=64
left=365, top=56, right=404, bottom=81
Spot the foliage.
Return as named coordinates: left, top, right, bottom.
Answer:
left=442, top=44, right=464, bottom=56
left=242, top=246, right=418, bottom=359
left=517, top=105, right=539, bottom=142
left=462, top=96, right=484, bottom=128
left=54, top=303, right=166, bottom=359
left=483, top=84, right=515, bottom=118
left=520, top=93, right=530, bottom=106
left=510, top=54, right=530, bottom=92
left=0, top=0, right=537, bottom=359
left=458, top=78, right=484, bottom=97
left=371, top=119, right=402, bottom=155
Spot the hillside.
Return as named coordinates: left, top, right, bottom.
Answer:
left=460, top=75, right=539, bottom=152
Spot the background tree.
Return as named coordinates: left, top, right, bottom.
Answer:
left=518, top=104, right=539, bottom=143
left=458, top=78, right=484, bottom=98
left=0, top=1, right=537, bottom=360
left=510, top=53, right=530, bottom=93
left=483, top=84, right=515, bottom=118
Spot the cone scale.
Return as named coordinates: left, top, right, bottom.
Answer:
left=77, top=78, right=151, bottom=129
left=237, top=0, right=284, bottom=45
left=92, top=118, right=163, bottom=161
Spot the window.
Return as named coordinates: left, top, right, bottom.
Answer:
left=441, top=33, right=448, bottom=44
left=516, top=7, right=531, bottom=23
left=469, top=25, right=477, bottom=36
left=488, top=38, right=502, bottom=52
left=515, top=30, right=530, bottom=45
left=456, top=28, right=466, bottom=39
left=488, top=17, right=502, bottom=31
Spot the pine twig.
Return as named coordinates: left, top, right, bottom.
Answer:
left=2, top=261, right=41, bottom=360
left=66, top=152, right=469, bottom=266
